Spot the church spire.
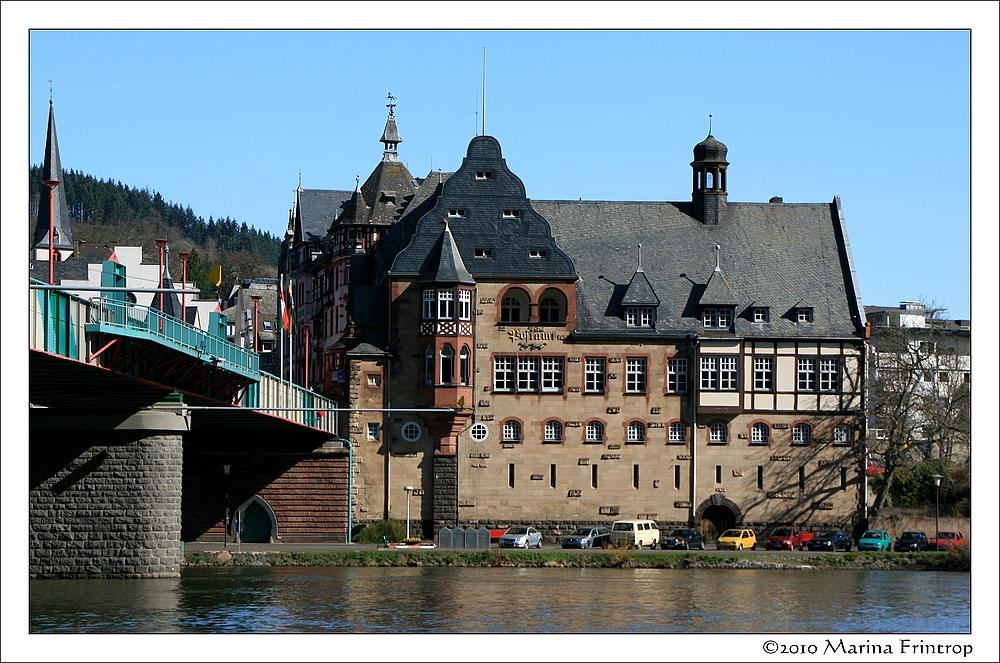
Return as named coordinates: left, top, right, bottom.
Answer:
left=33, top=97, right=73, bottom=259
left=380, top=92, right=402, bottom=162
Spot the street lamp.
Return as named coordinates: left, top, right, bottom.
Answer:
left=223, top=464, right=232, bottom=549
left=403, top=485, right=414, bottom=541
left=931, top=474, right=943, bottom=545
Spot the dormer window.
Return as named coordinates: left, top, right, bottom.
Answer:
left=752, top=307, right=769, bottom=323
left=796, top=307, right=814, bottom=323
left=502, top=210, right=520, bottom=218
left=475, top=171, right=493, bottom=180
left=702, top=307, right=734, bottom=329
left=448, top=209, right=465, bottom=217
left=475, top=248, right=493, bottom=258
left=625, top=306, right=655, bottom=328
left=529, top=249, right=547, bottom=258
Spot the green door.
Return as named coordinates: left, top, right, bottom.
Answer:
left=240, top=501, right=272, bottom=543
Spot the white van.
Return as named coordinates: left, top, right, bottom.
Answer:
left=610, top=519, right=660, bottom=549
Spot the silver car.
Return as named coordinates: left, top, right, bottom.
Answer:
left=498, top=526, right=543, bottom=548
left=561, top=526, right=611, bottom=549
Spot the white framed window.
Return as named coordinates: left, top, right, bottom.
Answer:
left=422, top=290, right=435, bottom=320
left=469, top=423, right=489, bottom=442
left=792, top=423, right=811, bottom=446
left=367, top=373, right=381, bottom=387
left=752, top=307, right=769, bottom=323
left=751, top=422, right=769, bottom=445
left=437, top=289, right=455, bottom=320
left=668, top=422, right=686, bottom=444
left=626, top=306, right=654, bottom=327
left=529, top=249, right=547, bottom=258
left=797, top=358, right=817, bottom=391
left=667, top=358, right=687, bottom=393
left=719, top=357, right=738, bottom=390
left=820, top=358, right=840, bottom=392
left=709, top=423, right=728, bottom=444
left=502, top=209, right=520, bottom=218
left=754, top=356, right=773, bottom=391
left=493, top=356, right=515, bottom=392
left=367, top=422, right=380, bottom=440
left=584, top=357, right=606, bottom=393
left=262, top=321, right=274, bottom=331
left=475, top=171, right=492, bottom=180
left=717, top=308, right=732, bottom=328
left=544, top=420, right=563, bottom=443
left=625, top=357, right=647, bottom=394
left=400, top=421, right=422, bottom=443
left=702, top=308, right=717, bottom=327
left=701, top=356, right=738, bottom=391
left=458, top=290, right=472, bottom=320
left=796, top=308, right=814, bottom=323
left=541, top=356, right=564, bottom=392
left=448, top=209, right=465, bottom=217
left=502, top=420, right=522, bottom=442
left=834, top=424, right=852, bottom=446
left=585, top=421, right=604, bottom=443
left=627, top=421, right=645, bottom=443
left=475, top=248, right=493, bottom=258
left=518, top=356, right=540, bottom=392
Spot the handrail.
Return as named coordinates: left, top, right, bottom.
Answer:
left=247, top=373, right=338, bottom=433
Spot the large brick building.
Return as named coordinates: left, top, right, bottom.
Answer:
left=282, top=103, right=869, bottom=541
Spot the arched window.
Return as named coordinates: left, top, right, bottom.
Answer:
left=834, top=424, right=852, bottom=446
left=751, top=422, right=770, bottom=445
left=423, top=346, right=433, bottom=385
left=459, top=346, right=470, bottom=385
left=440, top=345, right=455, bottom=384
left=539, top=297, right=561, bottom=323
left=668, top=422, right=686, bottom=444
left=502, top=420, right=522, bottom=442
left=793, top=423, right=811, bottom=445
left=585, top=420, right=605, bottom=443
left=544, top=420, right=563, bottom=443
left=709, top=422, right=727, bottom=444
left=627, top=421, right=645, bottom=443
left=500, top=289, right=529, bottom=322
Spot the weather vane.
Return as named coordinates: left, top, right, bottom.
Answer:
left=708, top=114, right=713, bottom=136
left=386, top=92, right=396, bottom=117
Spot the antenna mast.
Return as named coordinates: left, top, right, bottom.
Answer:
left=482, top=47, right=487, bottom=136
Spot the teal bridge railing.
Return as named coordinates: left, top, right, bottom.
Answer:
left=29, top=282, right=337, bottom=433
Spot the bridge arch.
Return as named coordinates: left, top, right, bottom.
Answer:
left=232, top=494, right=278, bottom=543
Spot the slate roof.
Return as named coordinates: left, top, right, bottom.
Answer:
left=419, top=220, right=476, bottom=285
left=389, top=137, right=576, bottom=281
left=357, top=159, right=416, bottom=227
left=294, top=188, right=353, bottom=243
left=32, top=101, right=73, bottom=253
left=531, top=198, right=867, bottom=340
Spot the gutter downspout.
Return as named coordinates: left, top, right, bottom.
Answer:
left=347, top=436, right=353, bottom=542
left=690, top=335, right=700, bottom=526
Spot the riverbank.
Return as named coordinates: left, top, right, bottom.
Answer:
left=182, top=548, right=970, bottom=571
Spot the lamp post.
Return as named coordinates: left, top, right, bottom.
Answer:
left=931, top=473, right=943, bottom=545
left=154, top=239, right=169, bottom=312
left=404, top=485, right=414, bottom=541
left=223, top=464, right=232, bottom=549
left=177, top=251, right=191, bottom=319
left=251, top=294, right=262, bottom=353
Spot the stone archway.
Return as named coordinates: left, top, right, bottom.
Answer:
left=232, top=494, right=278, bottom=543
left=695, top=493, right=744, bottom=540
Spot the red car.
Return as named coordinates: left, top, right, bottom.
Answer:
left=929, top=530, right=967, bottom=551
left=866, top=457, right=885, bottom=475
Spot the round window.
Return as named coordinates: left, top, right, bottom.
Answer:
left=400, top=421, right=422, bottom=443
left=470, top=423, right=489, bottom=442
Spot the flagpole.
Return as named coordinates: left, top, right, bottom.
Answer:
left=279, top=273, right=285, bottom=385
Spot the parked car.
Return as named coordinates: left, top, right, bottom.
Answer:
left=866, top=456, right=886, bottom=475
left=498, top=526, right=543, bottom=549
left=560, top=526, right=610, bottom=549
left=716, top=528, right=757, bottom=551
left=857, top=529, right=892, bottom=552
left=610, top=519, right=660, bottom=549
left=893, top=531, right=930, bottom=552
left=807, top=530, right=853, bottom=552
left=929, top=530, right=967, bottom=551
left=660, top=528, right=707, bottom=550
left=765, top=526, right=815, bottom=551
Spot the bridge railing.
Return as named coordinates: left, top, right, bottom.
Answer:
left=244, top=373, right=338, bottom=433
left=87, top=297, right=257, bottom=375
left=29, top=285, right=91, bottom=361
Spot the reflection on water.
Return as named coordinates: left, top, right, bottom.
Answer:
left=29, top=567, right=970, bottom=634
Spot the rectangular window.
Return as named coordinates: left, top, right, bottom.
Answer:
left=841, top=467, right=847, bottom=491
left=716, top=465, right=723, bottom=484
left=541, top=357, right=564, bottom=392
left=753, top=307, right=768, bottom=323
left=702, top=308, right=717, bottom=327
left=494, top=356, right=515, bottom=392
left=474, top=248, right=492, bottom=258
left=701, top=356, right=718, bottom=390
left=476, top=171, right=492, bottom=180
left=422, top=290, right=435, bottom=320
left=799, top=466, right=806, bottom=491
left=701, top=356, right=738, bottom=391
left=367, top=374, right=381, bottom=387
left=458, top=290, right=472, bottom=320
left=633, top=464, right=640, bottom=490
left=626, top=307, right=655, bottom=327
left=550, top=464, right=556, bottom=489
left=518, top=356, right=540, bottom=392
left=367, top=422, right=380, bottom=440
left=797, top=358, right=817, bottom=391
left=529, top=249, right=547, bottom=258
left=797, top=308, right=813, bottom=323
left=757, top=466, right=764, bottom=491
left=261, top=341, right=274, bottom=353
left=447, top=209, right=465, bottom=217
left=262, top=321, right=274, bottom=331
left=502, top=210, right=520, bottom=218
left=667, top=358, right=688, bottom=393
left=754, top=357, right=773, bottom=391
left=508, top=463, right=515, bottom=489
left=437, top=290, right=455, bottom=319
left=820, top=358, right=840, bottom=391
left=592, top=464, right=598, bottom=489
left=674, top=465, right=681, bottom=490
left=584, top=357, right=606, bottom=393
left=625, top=357, right=647, bottom=394
left=717, top=308, right=732, bottom=328
left=719, top=357, right=738, bottom=390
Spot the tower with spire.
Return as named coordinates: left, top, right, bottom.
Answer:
left=32, top=98, right=74, bottom=261
left=691, top=115, right=729, bottom=225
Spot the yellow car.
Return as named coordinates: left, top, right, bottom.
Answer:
left=717, top=528, right=757, bottom=550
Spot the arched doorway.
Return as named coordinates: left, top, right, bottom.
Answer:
left=232, top=495, right=277, bottom=543
left=695, top=494, right=743, bottom=540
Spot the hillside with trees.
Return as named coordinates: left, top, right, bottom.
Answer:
left=29, top=166, right=282, bottom=294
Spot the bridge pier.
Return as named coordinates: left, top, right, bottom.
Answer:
left=29, top=404, right=190, bottom=578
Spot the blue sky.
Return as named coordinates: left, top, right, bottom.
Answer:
left=6, top=6, right=994, bottom=320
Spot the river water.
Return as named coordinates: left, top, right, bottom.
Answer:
left=29, top=567, right=969, bottom=634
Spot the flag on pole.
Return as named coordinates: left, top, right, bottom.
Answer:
left=208, top=263, right=223, bottom=287
left=280, top=287, right=290, bottom=331
left=286, top=277, right=296, bottom=329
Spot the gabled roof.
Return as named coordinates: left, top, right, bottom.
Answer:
left=294, top=188, right=353, bottom=244
left=621, top=269, right=660, bottom=306
left=32, top=101, right=73, bottom=252
left=699, top=268, right=739, bottom=307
